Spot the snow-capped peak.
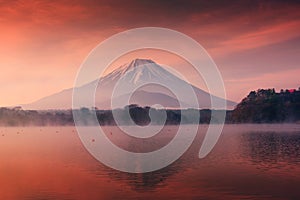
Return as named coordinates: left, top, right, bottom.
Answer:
left=100, top=58, right=177, bottom=84
left=128, top=58, right=155, bottom=68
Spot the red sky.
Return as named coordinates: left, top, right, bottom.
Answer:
left=0, top=0, right=299, bottom=106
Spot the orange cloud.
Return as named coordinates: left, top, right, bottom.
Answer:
left=210, top=20, right=300, bottom=57
left=0, top=0, right=299, bottom=106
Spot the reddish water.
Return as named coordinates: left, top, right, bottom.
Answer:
left=0, top=125, right=300, bottom=200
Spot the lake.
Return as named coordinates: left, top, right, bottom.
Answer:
left=0, top=124, right=300, bottom=200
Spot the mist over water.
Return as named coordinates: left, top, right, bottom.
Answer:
left=0, top=124, right=300, bottom=200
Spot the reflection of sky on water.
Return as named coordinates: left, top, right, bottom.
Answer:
left=0, top=125, right=300, bottom=200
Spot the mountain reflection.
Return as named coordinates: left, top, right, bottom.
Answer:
left=91, top=155, right=186, bottom=192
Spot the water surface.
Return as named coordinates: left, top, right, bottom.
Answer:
left=0, top=124, right=300, bottom=200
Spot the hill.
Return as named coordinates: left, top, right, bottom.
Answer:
left=231, top=88, right=300, bottom=123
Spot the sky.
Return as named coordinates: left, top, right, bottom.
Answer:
left=0, top=0, right=299, bottom=107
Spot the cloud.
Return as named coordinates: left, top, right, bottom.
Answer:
left=210, top=19, right=300, bottom=57
left=0, top=0, right=299, bottom=105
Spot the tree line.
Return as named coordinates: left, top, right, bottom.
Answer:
left=0, top=105, right=218, bottom=126
left=0, top=87, right=299, bottom=126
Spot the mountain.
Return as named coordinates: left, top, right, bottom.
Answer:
left=22, top=59, right=236, bottom=110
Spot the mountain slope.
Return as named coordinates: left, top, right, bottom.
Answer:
left=23, top=59, right=236, bottom=110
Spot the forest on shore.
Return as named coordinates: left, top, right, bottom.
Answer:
left=0, top=88, right=299, bottom=126
left=230, top=88, right=300, bottom=123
